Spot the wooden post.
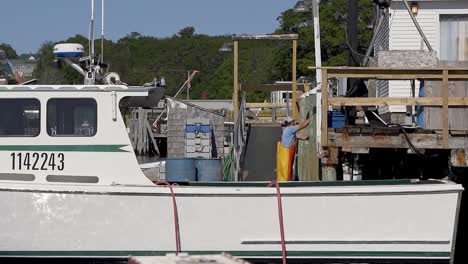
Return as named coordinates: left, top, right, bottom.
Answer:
left=272, top=108, right=277, bottom=122
left=442, top=69, right=449, bottom=149
left=292, top=39, right=298, bottom=120
left=233, top=41, right=239, bottom=124
left=321, top=69, right=328, bottom=147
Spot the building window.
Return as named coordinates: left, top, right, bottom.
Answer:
left=47, top=98, right=97, bottom=136
left=0, top=99, right=40, bottom=137
left=440, top=14, right=468, bottom=61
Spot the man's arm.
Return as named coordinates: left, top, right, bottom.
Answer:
left=295, top=119, right=310, bottom=132
left=294, top=119, right=310, bottom=141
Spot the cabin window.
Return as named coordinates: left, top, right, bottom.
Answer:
left=440, top=14, right=468, bottom=61
left=47, top=98, right=97, bottom=136
left=0, top=99, right=40, bottom=137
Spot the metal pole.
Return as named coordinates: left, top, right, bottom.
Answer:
left=292, top=39, right=298, bottom=120
left=101, top=0, right=104, bottom=62
left=63, top=58, right=86, bottom=76
left=402, top=0, right=433, bottom=52
left=233, top=41, right=239, bottom=124
left=312, top=0, right=322, bottom=85
left=312, top=0, right=323, bottom=152
left=90, top=0, right=95, bottom=58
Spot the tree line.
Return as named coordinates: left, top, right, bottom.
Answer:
left=3, top=0, right=373, bottom=101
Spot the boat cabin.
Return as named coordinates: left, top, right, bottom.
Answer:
left=0, top=85, right=155, bottom=186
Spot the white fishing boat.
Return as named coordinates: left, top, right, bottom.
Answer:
left=0, top=83, right=463, bottom=264
left=0, top=1, right=462, bottom=262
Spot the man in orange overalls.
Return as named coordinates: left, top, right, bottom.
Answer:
left=276, top=117, right=310, bottom=181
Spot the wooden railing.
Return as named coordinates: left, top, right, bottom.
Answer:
left=244, top=102, right=291, bottom=124
left=310, top=67, right=468, bottom=149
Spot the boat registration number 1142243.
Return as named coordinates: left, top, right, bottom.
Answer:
left=10, top=152, right=65, bottom=171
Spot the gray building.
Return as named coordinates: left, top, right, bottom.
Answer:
left=166, top=98, right=225, bottom=158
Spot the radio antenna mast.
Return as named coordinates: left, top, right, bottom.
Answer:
left=101, top=0, right=104, bottom=62
left=89, top=0, right=95, bottom=59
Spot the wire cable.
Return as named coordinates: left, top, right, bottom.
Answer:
left=343, top=22, right=377, bottom=65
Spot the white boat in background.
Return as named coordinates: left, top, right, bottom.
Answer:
left=0, top=84, right=463, bottom=264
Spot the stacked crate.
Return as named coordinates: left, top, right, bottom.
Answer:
left=186, top=119, right=212, bottom=158
left=166, top=98, right=224, bottom=158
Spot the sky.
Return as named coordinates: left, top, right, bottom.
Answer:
left=1, top=0, right=297, bottom=54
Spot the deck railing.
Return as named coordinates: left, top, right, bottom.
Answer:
left=311, top=67, right=468, bottom=149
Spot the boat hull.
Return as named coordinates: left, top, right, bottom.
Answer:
left=0, top=181, right=462, bottom=263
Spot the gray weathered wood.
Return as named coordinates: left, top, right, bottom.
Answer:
left=146, top=121, right=159, bottom=155
left=327, top=132, right=468, bottom=149
left=424, top=80, right=468, bottom=131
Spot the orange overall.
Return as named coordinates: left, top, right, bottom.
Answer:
left=276, top=141, right=296, bottom=181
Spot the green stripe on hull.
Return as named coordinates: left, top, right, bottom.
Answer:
left=0, top=251, right=451, bottom=258
left=0, top=145, right=129, bottom=152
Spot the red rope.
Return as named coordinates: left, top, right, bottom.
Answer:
left=156, top=181, right=180, bottom=255
left=267, top=180, right=287, bottom=264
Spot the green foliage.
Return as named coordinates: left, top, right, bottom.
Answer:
left=34, top=31, right=279, bottom=101
left=32, top=2, right=373, bottom=101
left=0, top=43, right=19, bottom=59
left=272, top=0, right=373, bottom=81
left=177, top=27, right=196, bottom=38
left=35, top=42, right=67, bottom=84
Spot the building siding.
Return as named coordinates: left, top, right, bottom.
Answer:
left=375, top=11, right=390, bottom=114
left=384, top=1, right=468, bottom=113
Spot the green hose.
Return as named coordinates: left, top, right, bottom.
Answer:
left=222, top=145, right=235, bottom=181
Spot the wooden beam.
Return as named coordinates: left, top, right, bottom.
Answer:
left=233, top=41, right=239, bottom=124
left=442, top=70, right=449, bottom=149
left=232, top=34, right=298, bottom=41
left=242, top=83, right=307, bottom=92
left=307, top=66, right=468, bottom=79
left=321, top=68, right=328, bottom=147
left=246, top=102, right=287, bottom=108
left=328, top=97, right=468, bottom=106
left=309, top=66, right=468, bottom=71
left=327, top=132, right=468, bottom=150
left=292, top=39, right=299, bottom=120
left=328, top=73, right=444, bottom=79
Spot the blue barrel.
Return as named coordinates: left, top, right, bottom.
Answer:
left=195, top=159, right=223, bottom=182
left=165, top=158, right=196, bottom=182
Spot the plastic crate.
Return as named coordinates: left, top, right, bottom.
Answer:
left=328, top=111, right=345, bottom=128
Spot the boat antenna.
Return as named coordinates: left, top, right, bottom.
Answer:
left=89, top=0, right=95, bottom=60
left=101, top=0, right=104, bottom=63
left=83, top=0, right=97, bottom=85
